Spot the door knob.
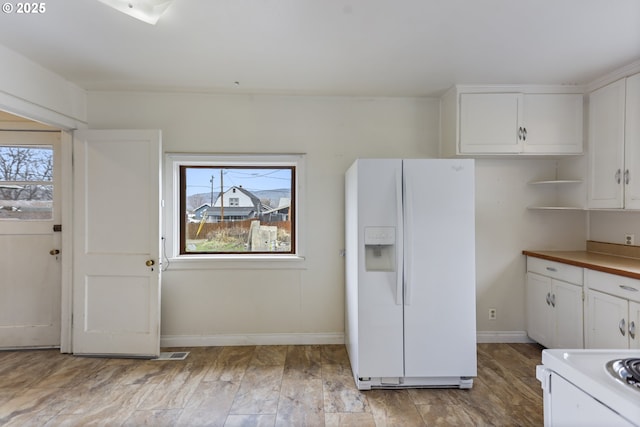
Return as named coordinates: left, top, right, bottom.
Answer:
left=146, top=259, right=155, bottom=267
left=50, top=249, right=60, bottom=255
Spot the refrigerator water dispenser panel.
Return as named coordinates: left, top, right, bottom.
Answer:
left=364, top=227, right=396, bottom=272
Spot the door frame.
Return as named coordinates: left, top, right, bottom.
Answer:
left=0, top=118, right=78, bottom=353
left=59, top=130, right=73, bottom=352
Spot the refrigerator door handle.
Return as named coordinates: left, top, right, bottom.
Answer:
left=395, top=168, right=403, bottom=306
left=403, top=170, right=413, bottom=306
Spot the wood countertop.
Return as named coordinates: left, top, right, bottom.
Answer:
left=523, top=241, right=640, bottom=280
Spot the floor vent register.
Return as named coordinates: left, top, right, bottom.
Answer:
left=155, top=351, right=190, bottom=361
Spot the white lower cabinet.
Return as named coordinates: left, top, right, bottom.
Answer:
left=585, top=269, right=640, bottom=349
left=526, top=257, right=584, bottom=348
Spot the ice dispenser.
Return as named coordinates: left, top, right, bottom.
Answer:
left=364, top=227, right=396, bottom=272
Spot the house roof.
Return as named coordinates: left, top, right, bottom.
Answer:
left=215, top=186, right=261, bottom=206
left=0, top=1, right=637, bottom=97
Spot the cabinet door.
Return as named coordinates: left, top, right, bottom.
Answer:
left=586, top=289, right=628, bottom=349
left=624, top=73, right=640, bottom=209
left=459, top=93, right=522, bottom=153
left=629, top=301, right=640, bottom=350
left=588, top=79, right=626, bottom=209
left=552, top=280, right=584, bottom=348
left=522, top=94, right=583, bottom=154
left=526, top=272, right=552, bottom=347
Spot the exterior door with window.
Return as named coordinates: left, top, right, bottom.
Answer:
left=0, top=132, right=61, bottom=348
left=72, top=129, right=161, bottom=357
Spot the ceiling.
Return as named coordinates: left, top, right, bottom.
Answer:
left=0, top=0, right=639, bottom=97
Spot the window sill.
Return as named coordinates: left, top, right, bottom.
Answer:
left=164, top=254, right=307, bottom=270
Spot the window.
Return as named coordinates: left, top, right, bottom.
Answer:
left=0, top=144, right=53, bottom=220
left=169, top=154, right=304, bottom=258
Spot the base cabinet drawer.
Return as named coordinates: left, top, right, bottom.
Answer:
left=527, top=257, right=583, bottom=285
left=586, top=269, right=640, bottom=300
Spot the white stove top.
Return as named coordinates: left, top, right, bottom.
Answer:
left=540, top=349, right=640, bottom=424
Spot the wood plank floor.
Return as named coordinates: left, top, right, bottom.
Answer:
left=0, top=343, right=544, bottom=426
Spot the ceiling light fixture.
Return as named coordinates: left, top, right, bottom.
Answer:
left=97, top=0, right=174, bottom=25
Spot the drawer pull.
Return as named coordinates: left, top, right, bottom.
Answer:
left=619, top=318, right=626, bottom=336
left=545, top=267, right=557, bottom=272
left=619, top=285, right=639, bottom=292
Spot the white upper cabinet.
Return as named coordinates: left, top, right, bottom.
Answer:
left=522, top=94, right=584, bottom=154
left=441, top=86, right=584, bottom=156
left=625, top=73, right=640, bottom=209
left=588, top=73, right=640, bottom=209
left=459, top=93, right=522, bottom=153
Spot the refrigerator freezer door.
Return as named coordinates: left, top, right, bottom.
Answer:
left=354, top=159, right=405, bottom=378
left=402, top=159, right=477, bottom=378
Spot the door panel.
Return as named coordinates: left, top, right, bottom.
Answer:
left=552, top=280, right=584, bottom=348
left=526, top=272, right=552, bottom=347
left=630, top=301, right=640, bottom=350
left=73, top=129, right=161, bottom=357
left=0, top=132, right=61, bottom=349
left=586, top=289, right=628, bottom=349
left=355, top=159, right=404, bottom=377
left=624, top=73, right=640, bottom=209
left=459, top=93, right=522, bottom=153
left=403, top=159, right=477, bottom=377
left=587, top=79, right=626, bottom=208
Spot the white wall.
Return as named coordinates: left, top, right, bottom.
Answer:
left=589, top=211, right=640, bottom=244
left=0, top=44, right=86, bottom=128
left=87, top=91, right=586, bottom=344
left=475, top=159, right=586, bottom=338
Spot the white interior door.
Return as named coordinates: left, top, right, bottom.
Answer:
left=0, top=132, right=61, bottom=348
left=73, top=129, right=161, bottom=357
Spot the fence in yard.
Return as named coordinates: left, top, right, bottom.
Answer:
left=186, top=219, right=291, bottom=241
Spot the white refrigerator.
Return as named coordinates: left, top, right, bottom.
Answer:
left=345, top=158, right=477, bottom=390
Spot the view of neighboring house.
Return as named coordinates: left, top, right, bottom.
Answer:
left=261, top=198, right=290, bottom=222
left=192, top=185, right=282, bottom=223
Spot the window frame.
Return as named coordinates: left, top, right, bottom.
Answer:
left=166, top=153, right=306, bottom=265
left=178, top=164, right=296, bottom=255
left=0, top=131, right=61, bottom=233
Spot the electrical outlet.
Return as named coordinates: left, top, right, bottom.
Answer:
left=625, top=234, right=635, bottom=245
left=489, top=308, right=497, bottom=320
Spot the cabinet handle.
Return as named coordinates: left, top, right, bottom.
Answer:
left=619, top=284, right=639, bottom=292
left=630, top=321, right=636, bottom=340
left=619, top=318, right=626, bottom=336
left=518, top=127, right=522, bottom=141
left=550, top=293, right=556, bottom=308
left=522, top=127, right=527, bottom=141
left=625, top=169, right=630, bottom=185
left=545, top=292, right=551, bottom=306
left=546, top=267, right=557, bottom=272
left=616, top=169, right=622, bottom=184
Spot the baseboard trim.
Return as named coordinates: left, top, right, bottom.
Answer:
left=476, top=331, right=534, bottom=344
left=161, top=331, right=533, bottom=347
left=161, top=333, right=345, bottom=348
